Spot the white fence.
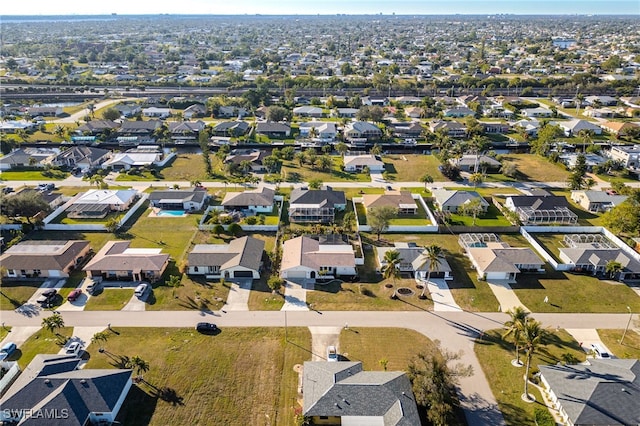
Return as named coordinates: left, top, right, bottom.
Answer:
left=0, top=362, right=20, bottom=396
left=0, top=224, right=22, bottom=231
left=353, top=194, right=439, bottom=233
left=198, top=196, right=283, bottom=232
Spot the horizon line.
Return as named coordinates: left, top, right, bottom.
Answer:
left=2, top=12, right=638, bottom=16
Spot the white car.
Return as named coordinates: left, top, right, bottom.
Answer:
left=590, top=343, right=611, bottom=359
left=65, top=342, right=83, bottom=356
left=327, top=346, right=338, bottom=362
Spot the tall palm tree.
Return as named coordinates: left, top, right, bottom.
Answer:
left=420, top=173, right=434, bottom=191
left=503, top=307, right=530, bottom=366
left=521, top=318, right=545, bottom=401
left=91, top=331, right=110, bottom=352
left=420, top=245, right=442, bottom=299
left=129, top=355, right=150, bottom=380
left=42, top=313, right=65, bottom=336
left=381, top=249, right=402, bottom=297
left=605, top=260, right=623, bottom=279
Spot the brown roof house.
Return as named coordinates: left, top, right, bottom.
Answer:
left=187, top=236, right=265, bottom=280
left=362, top=191, right=419, bottom=215
left=221, top=187, right=275, bottom=214
left=0, top=240, right=91, bottom=279
left=464, top=240, right=545, bottom=281
left=280, top=236, right=356, bottom=282
left=83, top=241, right=169, bottom=282
left=302, top=361, right=420, bottom=426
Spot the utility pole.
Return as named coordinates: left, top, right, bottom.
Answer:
left=620, top=306, right=633, bottom=344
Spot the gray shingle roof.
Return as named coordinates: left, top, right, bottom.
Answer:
left=148, top=189, right=207, bottom=204
left=0, top=240, right=90, bottom=271
left=221, top=187, right=275, bottom=208
left=188, top=236, right=265, bottom=271
left=290, top=188, right=346, bottom=207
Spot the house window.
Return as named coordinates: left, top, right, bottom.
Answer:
left=33, top=269, right=41, bottom=275
left=194, top=266, right=199, bottom=272
left=208, top=266, right=220, bottom=273
left=7, top=269, right=15, bottom=275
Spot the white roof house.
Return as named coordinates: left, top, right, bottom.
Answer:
left=102, top=152, right=163, bottom=170
left=280, top=236, right=357, bottom=282
left=343, top=154, right=385, bottom=172
left=73, top=189, right=139, bottom=207
left=554, top=119, right=602, bottom=136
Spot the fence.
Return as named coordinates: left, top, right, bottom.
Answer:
left=0, top=362, right=20, bottom=396
left=198, top=197, right=283, bottom=232
left=353, top=194, right=439, bottom=233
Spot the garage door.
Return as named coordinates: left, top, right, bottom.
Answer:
left=234, top=271, right=253, bottom=278
left=285, top=270, right=307, bottom=279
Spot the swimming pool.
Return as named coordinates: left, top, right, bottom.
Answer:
left=157, top=210, right=186, bottom=217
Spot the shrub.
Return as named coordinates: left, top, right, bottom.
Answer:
left=245, top=216, right=258, bottom=225
left=534, top=408, right=555, bottom=426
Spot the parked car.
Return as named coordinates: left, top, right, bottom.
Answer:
left=0, top=342, right=17, bottom=361
left=1, top=187, right=14, bottom=194
left=196, top=322, right=218, bottom=334
left=590, top=343, right=611, bottom=359
left=86, top=281, right=102, bottom=295
left=327, top=346, right=338, bottom=362
left=65, top=342, right=82, bottom=356
left=67, top=289, right=82, bottom=301
left=134, top=283, right=149, bottom=298
left=36, top=289, right=57, bottom=306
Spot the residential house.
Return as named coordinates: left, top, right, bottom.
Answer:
left=221, top=187, right=275, bottom=213
left=362, top=191, right=419, bottom=215
left=187, top=236, right=265, bottom=279
left=394, top=96, right=422, bottom=105
left=118, top=120, right=162, bottom=137
left=539, top=359, right=640, bottom=426
left=289, top=187, right=346, bottom=223
left=211, top=121, right=250, bottom=137
left=343, top=121, right=383, bottom=142
left=450, top=155, right=501, bottom=173
left=293, top=106, right=323, bottom=118
left=102, top=147, right=164, bottom=171
left=404, top=106, right=424, bottom=118
left=142, top=107, right=172, bottom=119
left=387, top=121, right=423, bottom=138
left=0, top=148, right=48, bottom=170
left=481, top=121, right=510, bottom=134
left=76, top=120, right=120, bottom=136
left=584, top=107, right=617, bottom=119
left=376, top=242, right=452, bottom=280
left=302, top=361, right=420, bottom=425
left=443, top=106, right=475, bottom=118
left=27, top=106, right=64, bottom=117
left=334, top=107, right=359, bottom=118
left=218, top=106, right=249, bottom=118
left=45, top=146, right=110, bottom=171
left=280, top=235, right=357, bottom=282
left=431, top=189, right=489, bottom=213
left=361, top=96, right=389, bottom=106
left=600, top=121, right=639, bottom=137
left=169, top=120, right=205, bottom=143
left=560, top=245, right=640, bottom=281
left=505, top=192, right=578, bottom=225
left=66, top=189, right=138, bottom=219
left=14, top=188, right=67, bottom=209
left=255, top=122, right=291, bottom=137
left=0, top=240, right=91, bottom=279
left=555, top=119, right=602, bottom=137
left=559, top=153, right=606, bottom=171
left=521, top=107, right=552, bottom=118
left=570, top=190, right=628, bottom=212
left=183, top=103, right=208, bottom=119
left=343, top=154, right=385, bottom=172
left=0, top=354, right=132, bottom=426
left=512, top=119, right=540, bottom=137
left=465, top=241, right=545, bottom=281
left=429, top=120, right=467, bottom=138
left=298, top=121, right=337, bottom=141
left=609, top=144, right=640, bottom=172
left=116, top=103, right=142, bottom=118
left=224, top=149, right=268, bottom=173
left=585, top=95, right=618, bottom=106
left=149, top=188, right=208, bottom=211
left=83, top=240, right=170, bottom=282
left=0, top=120, right=37, bottom=133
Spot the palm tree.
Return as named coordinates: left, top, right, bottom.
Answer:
left=381, top=249, right=402, bottom=297
left=503, top=307, right=530, bottom=366
left=469, top=172, right=483, bottom=188
left=521, top=318, right=545, bottom=402
left=129, top=355, right=150, bottom=381
left=605, top=260, right=623, bottom=279
left=91, top=331, right=110, bottom=353
left=335, top=142, right=348, bottom=156
left=42, top=313, right=65, bottom=336
left=309, top=126, right=319, bottom=140
left=420, top=245, right=442, bottom=299
left=420, top=173, right=434, bottom=191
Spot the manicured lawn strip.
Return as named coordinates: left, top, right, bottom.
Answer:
left=84, top=327, right=310, bottom=426
left=339, top=328, right=437, bottom=371
left=281, top=158, right=370, bottom=183
left=0, top=282, right=38, bottom=310
left=248, top=276, right=285, bottom=311
left=84, top=289, right=134, bottom=311
left=597, top=329, right=640, bottom=359
left=447, top=204, right=512, bottom=227
left=54, top=210, right=127, bottom=225
left=383, top=154, right=449, bottom=182
left=355, top=202, right=367, bottom=225
left=363, top=233, right=500, bottom=312
left=530, top=234, right=566, bottom=263
left=474, top=328, right=586, bottom=426
left=389, top=202, right=431, bottom=226
left=127, top=209, right=197, bottom=260
left=498, top=154, right=570, bottom=183
left=511, top=266, right=640, bottom=313
left=0, top=327, right=10, bottom=342
left=17, top=327, right=74, bottom=369
left=147, top=276, right=230, bottom=311
left=0, top=170, right=69, bottom=180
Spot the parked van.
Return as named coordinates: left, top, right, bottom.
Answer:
left=134, top=283, right=148, bottom=298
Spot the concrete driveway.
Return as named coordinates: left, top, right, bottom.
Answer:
left=23, top=278, right=67, bottom=306
left=0, top=326, right=41, bottom=349
left=122, top=292, right=147, bottom=311
left=58, top=327, right=107, bottom=355
left=565, top=329, right=615, bottom=357
left=224, top=279, right=252, bottom=311
left=58, top=291, right=89, bottom=312
left=281, top=281, right=309, bottom=311
left=422, top=278, right=462, bottom=312
left=309, top=326, right=341, bottom=361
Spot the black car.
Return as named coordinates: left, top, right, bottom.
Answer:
left=196, top=322, right=218, bottom=334
left=42, top=289, right=58, bottom=298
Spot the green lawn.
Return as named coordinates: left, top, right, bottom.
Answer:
left=113, top=154, right=228, bottom=182
left=340, top=327, right=437, bottom=371
left=498, top=154, right=570, bottom=183
left=0, top=170, right=69, bottom=180
left=127, top=208, right=197, bottom=260
left=15, top=327, right=74, bottom=369
left=84, top=327, right=310, bottom=426
left=248, top=276, right=286, bottom=311
left=549, top=190, right=603, bottom=226
left=598, top=329, right=640, bottom=359
left=383, top=154, right=449, bottom=182
left=0, top=326, right=10, bottom=342
left=84, top=289, right=134, bottom=311
left=475, top=328, right=586, bottom=426
left=511, top=266, right=640, bottom=313
left=446, top=204, right=512, bottom=227
left=389, top=202, right=432, bottom=226
left=0, top=282, right=38, bottom=310
left=281, top=158, right=370, bottom=183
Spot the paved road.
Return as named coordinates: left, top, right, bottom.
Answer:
left=53, top=98, right=137, bottom=124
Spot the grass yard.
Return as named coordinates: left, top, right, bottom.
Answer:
left=475, top=328, right=586, bottom=426
left=126, top=209, right=198, bottom=260
left=248, top=276, right=286, bottom=311
left=16, top=327, right=74, bottom=369
left=0, top=327, right=10, bottom=342
left=597, top=329, right=640, bottom=359
left=281, top=158, right=370, bottom=183
left=0, top=170, right=69, bottom=180
left=147, top=276, right=230, bottom=312
left=383, top=154, right=449, bottom=182
left=498, top=154, right=570, bottom=183
left=339, top=327, right=437, bottom=371
left=85, top=327, right=311, bottom=426
left=549, top=190, right=603, bottom=226
left=362, top=233, right=501, bottom=312
left=389, top=202, right=432, bottom=226
left=446, top=204, right=512, bottom=227
left=0, top=282, right=39, bottom=310
left=511, top=266, right=640, bottom=313
left=84, top=289, right=135, bottom=311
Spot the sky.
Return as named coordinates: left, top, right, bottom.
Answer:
left=1, top=0, right=638, bottom=16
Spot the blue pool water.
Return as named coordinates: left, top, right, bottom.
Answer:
left=157, top=210, right=186, bottom=217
